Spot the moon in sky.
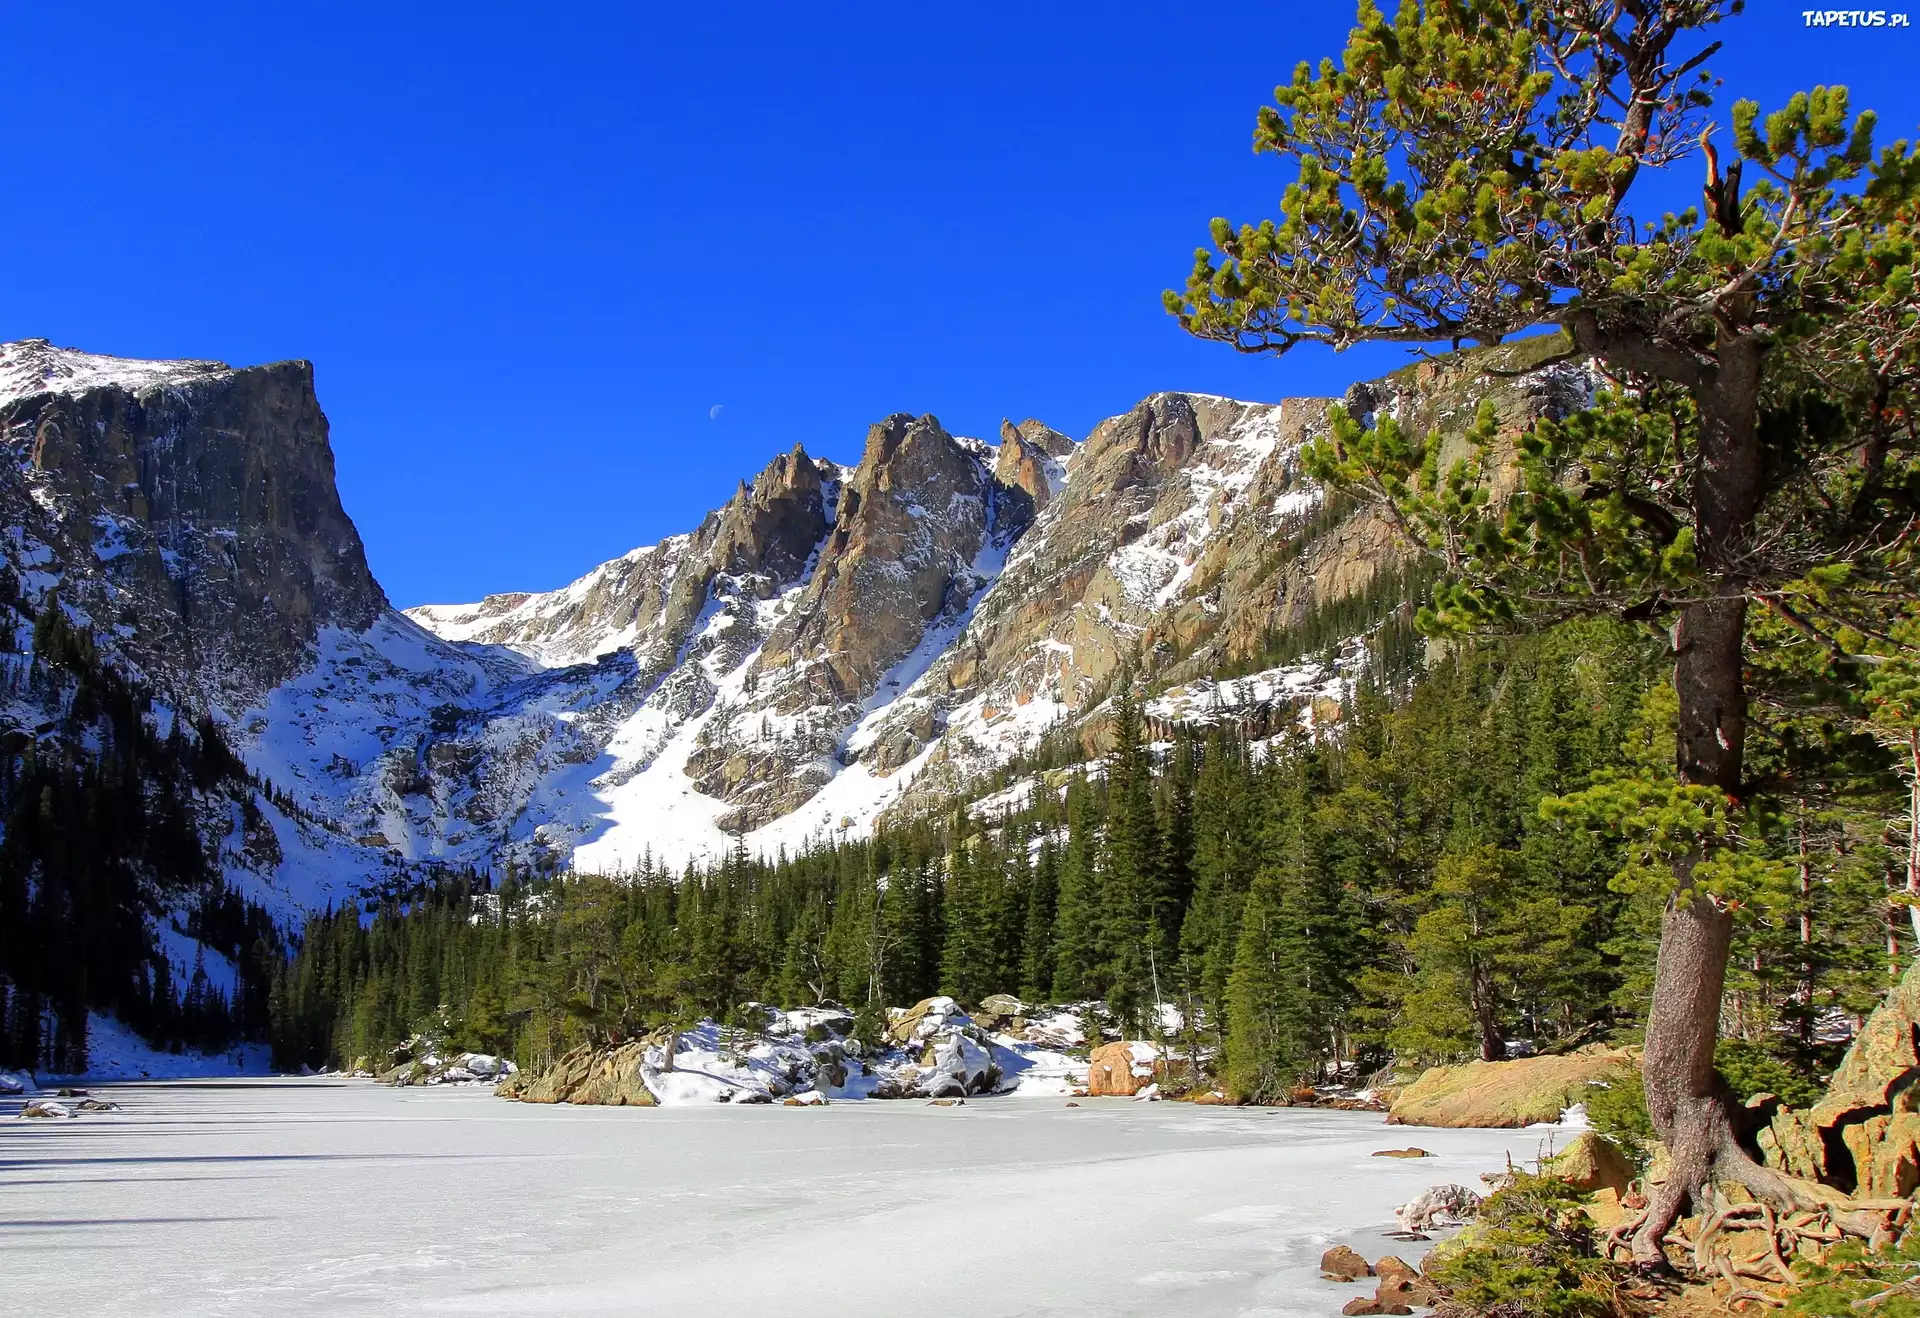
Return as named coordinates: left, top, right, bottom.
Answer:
left=709, top=404, right=724, bottom=420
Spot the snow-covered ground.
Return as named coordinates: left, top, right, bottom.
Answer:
left=47, top=1013, right=272, bottom=1083
left=0, top=1079, right=1581, bottom=1317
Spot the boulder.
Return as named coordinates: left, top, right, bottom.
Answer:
left=888, top=996, right=970, bottom=1046
left=1372, top=1256, right=1441, bottom=1308
left=497, top=1041, right=656, bottom=1106
left=1087, top=1040, right=1159, bottom=1097
left=919, top=1031, right=1000, bottom=1097
left=1373, top=1256, right=1419, bottom=1284
left=1755, top=957, right=1920, bottom=1196
left=1387, top=1046, right=1635, bottom=1127
left=971, top=993, right=1028, bottom=1031
left=1582, top=1186, right=1634, bottom=1234
left=1342, top=1301, right=1413, bottom=1317
left=1545, top=1131, right=1635, bottom=1196
left=1320, top=1244, right=1373, bottom=1281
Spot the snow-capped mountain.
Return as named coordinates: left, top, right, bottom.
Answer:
left=0, top=335, right=1589, bottom=916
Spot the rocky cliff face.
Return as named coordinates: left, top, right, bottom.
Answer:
left=0, top=340, right=385, bottom=711
left=0, top=342, right=406, bottom=1024
left=0, top=334, right=1587, bottom=901
left=391, top=335, right=1586, bottom=868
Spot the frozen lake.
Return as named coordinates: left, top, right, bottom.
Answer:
left=2, top=1080, right=1569, bottom=1316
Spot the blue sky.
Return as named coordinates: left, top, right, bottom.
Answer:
left=2, top=2, right=1914, bottom=607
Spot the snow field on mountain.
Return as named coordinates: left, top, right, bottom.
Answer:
left=0, top=340, right=231, bottom=409
left=566, top=582, right=807, bottom=872
left=1144, top=638, right=1370, bottom=732
left=21, top=1013, right=272, bottom=1082
left=1105, top=401, right=1291, bottom=612
left=2, top=1078, right=1579, bottom=1317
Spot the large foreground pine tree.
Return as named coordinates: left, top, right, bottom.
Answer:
left=1169, top=0, right=1918, bottom=1264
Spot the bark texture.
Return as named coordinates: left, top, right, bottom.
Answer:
left=1629, top=340, right=1773, bottom=1264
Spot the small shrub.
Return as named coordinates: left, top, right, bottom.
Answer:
left=1782, top=1233, right=1920, bottom=1317
left=1714, top=1039, right=1824, bottom=1109
left=1581, top=1065, right=1656, bottom=1171
left=1424, top=1174, right=1638, bottom=1318
left=850, top=1002, right=886, bottom=1052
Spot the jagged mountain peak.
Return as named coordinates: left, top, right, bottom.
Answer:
left=0, top=333, right=1595, bottom=1071
left=0, top=333, right=1586, bottom=909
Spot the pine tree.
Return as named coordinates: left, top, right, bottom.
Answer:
left=1099, top=671, right=1161, bottom=1031
left=1050, top=776, right=1100, bottom=1001
left=1223, top=876, right=1297, bottom=1102
left=1020, top=837, right=1059, bottom=1001
left=1173, top=0, right=1920, bottom=1242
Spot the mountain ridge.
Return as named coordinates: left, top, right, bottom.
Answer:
left=0, top=333, right=1585, bottom=1067
left=0, top=335, right=1587, bottom=896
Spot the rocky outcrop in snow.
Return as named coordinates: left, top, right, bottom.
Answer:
left=1086, top=1040, right=1162, bottom=1097
left=495, top=998, right=1086, bottom=1106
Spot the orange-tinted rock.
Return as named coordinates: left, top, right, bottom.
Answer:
left=1320, top=1245, right=1372, bottom=1281
left=1086, top=1041, right=1157, bottom=1096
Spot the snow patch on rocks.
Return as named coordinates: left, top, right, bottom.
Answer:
left=0, top=339, right=232, bottom=408
left=500, top=998, right=1101, bottom=1107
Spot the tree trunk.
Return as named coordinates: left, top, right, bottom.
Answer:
left=1797, top=803, right=1814, bottom=1049
left=1636, top=888, right=1736, bottom=1257
left=1671, top=597, right=1748, bottom=794
left=1906, top=730, right=1920, bottom=944
left=1630, top=597, right=1753, bottom=1264
left=1472, top=959, right=1502, bottom=1063
left=1630, top=337, right=1768, bottom=1264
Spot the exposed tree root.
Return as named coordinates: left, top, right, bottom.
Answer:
left=1603, top=1162, right=1912, bottom=1307
left=1853, top=1274, right=1920, bottom=1311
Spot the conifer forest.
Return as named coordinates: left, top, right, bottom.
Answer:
left=272, top=615, right=1906, bottom=1104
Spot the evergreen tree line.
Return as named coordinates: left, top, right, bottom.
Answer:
left=271, top=619, right=1908, bottom=1100
left=0, top=586, right=283, bottom=1072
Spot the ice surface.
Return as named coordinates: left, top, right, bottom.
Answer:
left=0, top=1079, right=1575, bottom=1317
